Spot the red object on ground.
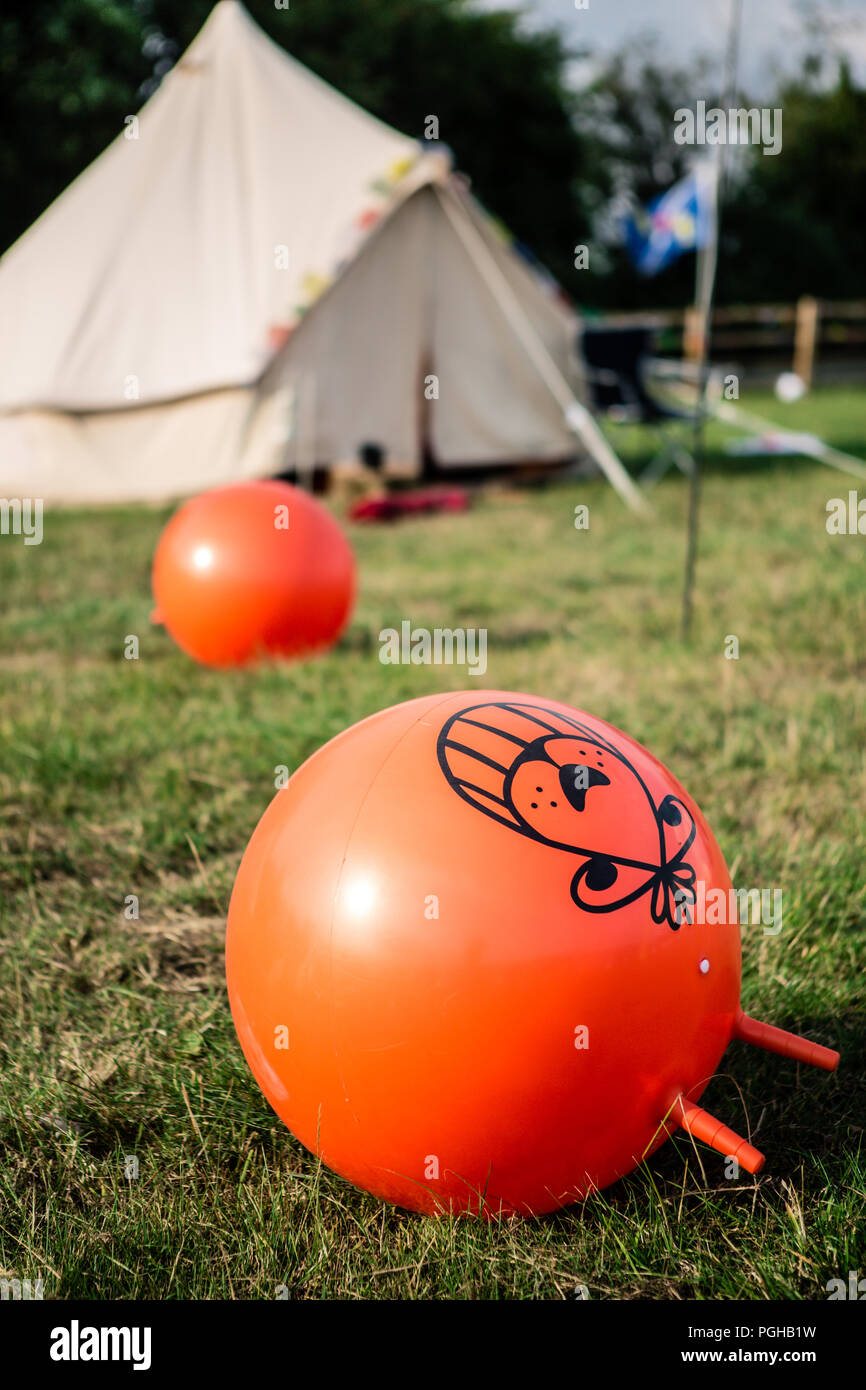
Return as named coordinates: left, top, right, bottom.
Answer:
left=226, top=690, right=839, bottom=1216
left=349, top=487, right=470, bottom=522
left=152, top=480, right=355, bottom=667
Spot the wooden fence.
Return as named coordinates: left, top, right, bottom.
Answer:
left=593, top=298, right=866, bottom=385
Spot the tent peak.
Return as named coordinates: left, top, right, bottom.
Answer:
left=189, top=1, right=268, bottom=50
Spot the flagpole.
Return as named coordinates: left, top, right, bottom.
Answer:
left=680, top=0, right=743, bottom=640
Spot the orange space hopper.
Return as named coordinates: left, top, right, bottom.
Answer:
left=152, top=479, right=355, bottom=668
left=225, top=691, right=839, bottom=1216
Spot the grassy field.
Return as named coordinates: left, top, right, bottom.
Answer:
left=1, top=386, right=864, bottom=1300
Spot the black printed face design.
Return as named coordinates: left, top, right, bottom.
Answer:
left=437, top=702, right=697, bottom=930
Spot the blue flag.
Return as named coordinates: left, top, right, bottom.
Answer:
left=625, top=170, right=714, bottom=277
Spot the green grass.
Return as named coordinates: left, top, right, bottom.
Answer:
left=0, top=386, right=864, bottom=1299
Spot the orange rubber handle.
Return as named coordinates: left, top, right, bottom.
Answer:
left=735, top=1013, right=839, bottom=1072
left=674, top=1096, right=765, bottom=1174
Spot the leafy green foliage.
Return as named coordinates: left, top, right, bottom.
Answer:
left=0, top=0, right=591, bottom=287
left=2, top=2, right=865, bottom=309
left=0, top=1, right=148, bottom=247
left=720, top=64, right=866, bottom=303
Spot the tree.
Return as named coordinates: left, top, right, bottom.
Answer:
left=574, top=36, right=866, bottom=308
left=0, top=0, right=597, bottom=287
left=719, top=61, right=866, bottom=302
left=6, top=1, right=862, bottom=310
left=0, top=1, right=148, bottom=252
left=574, top=43, right=715, bottom=310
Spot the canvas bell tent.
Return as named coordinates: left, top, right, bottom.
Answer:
left=0, top=0, right=643, bottom=510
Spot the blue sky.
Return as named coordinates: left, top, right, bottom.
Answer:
left=472, top=0, right=866, bottom=94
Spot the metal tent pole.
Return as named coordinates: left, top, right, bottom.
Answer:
left=681, top=0, right=743, bottom=638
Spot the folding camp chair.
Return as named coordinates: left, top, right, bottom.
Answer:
left=580, top=326, right=697, bottom=489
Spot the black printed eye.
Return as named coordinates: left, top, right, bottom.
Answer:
left=585, top=858, right=618, bottom=891
left=661, top=799, right=682, bottom=826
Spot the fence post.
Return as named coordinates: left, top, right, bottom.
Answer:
left=683, top=306, right=703, bottom=362
left=793, top=295, right=819, bottom=388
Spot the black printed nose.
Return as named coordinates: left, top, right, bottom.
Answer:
left=559, top=763, right=610, bottom=812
